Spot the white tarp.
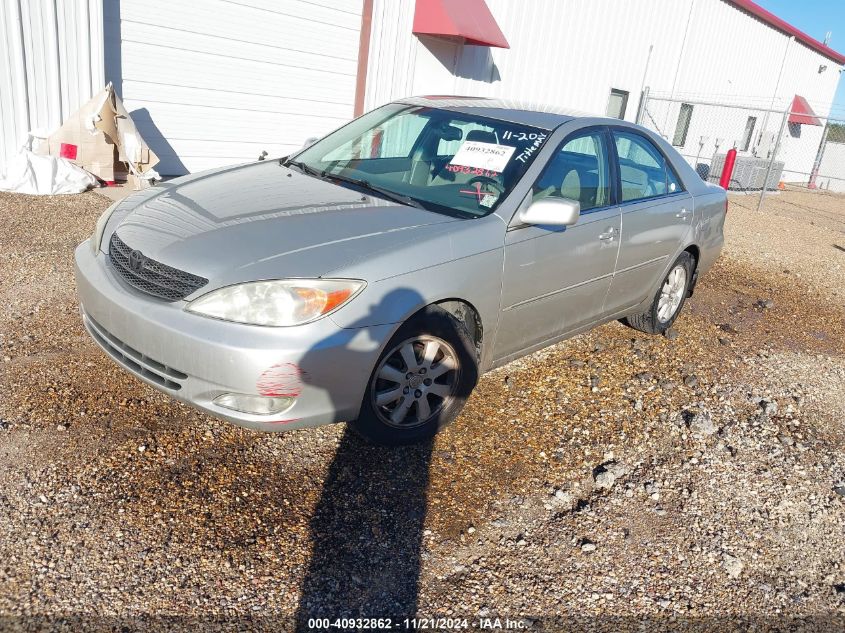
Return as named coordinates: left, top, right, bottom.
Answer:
left=0, top=149, right=96, bottom=195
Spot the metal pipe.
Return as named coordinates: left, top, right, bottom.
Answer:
left=636, top=85, right=650, bottom=125
left=663, top=0, right=697, bottom=131
left=807, top=122, right=830, bottom=189
left=759, top=35, right=793, bottom=147
left=757, top=107, right=790, bottom=212
left=637, top=44, right=654, bottom=119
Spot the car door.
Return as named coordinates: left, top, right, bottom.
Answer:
left=602, top=129, right=693, bottom=315
left=493, top=127, right=621, bottom=362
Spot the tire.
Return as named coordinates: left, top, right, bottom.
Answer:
left=623, top=251, right=695, bottom=335
left=351, top=305, right=479, bottom=445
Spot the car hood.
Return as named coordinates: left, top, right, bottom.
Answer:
left=107, top=161, right=459, bottom=289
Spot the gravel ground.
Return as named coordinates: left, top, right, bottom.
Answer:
left=1, top=188, right=844, bottom=631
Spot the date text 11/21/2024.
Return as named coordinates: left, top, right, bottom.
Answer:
left=305, top=617, right=529, bottom=630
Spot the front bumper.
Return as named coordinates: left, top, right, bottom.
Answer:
left=74, top=240, right=394, bottom=432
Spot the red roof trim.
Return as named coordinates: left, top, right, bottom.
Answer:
left=789, top=95, right=823, bottom=126
left=728, top=0, right=845, bottom=65
left=412, top=0, right=509, bottom=49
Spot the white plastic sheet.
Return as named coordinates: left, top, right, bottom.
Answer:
left=0, top=149, right=96, bottom=195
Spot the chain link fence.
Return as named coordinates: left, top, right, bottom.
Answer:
left=637, top=90, right=845, bottom=212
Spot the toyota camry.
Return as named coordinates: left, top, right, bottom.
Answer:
left=74, top=97, right=726, bottom=445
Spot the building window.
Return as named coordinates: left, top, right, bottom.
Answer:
left=606, top=89, right=629, bottom=119
left=672, top=103, right=693, bottom=147
left=741, top=116, right=757, bottom=151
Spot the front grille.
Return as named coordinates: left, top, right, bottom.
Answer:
left=109, top=233, right=208, bottom=301
left=84, top=313, right=187, bottom=391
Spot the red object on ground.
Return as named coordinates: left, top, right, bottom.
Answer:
left=59, top=143, right=78, bottom=160
left=788, top=95, right=822, bottom=127
left=720, top=148, right=738, bottom=190
left=412, top=0, right=509, bottom=48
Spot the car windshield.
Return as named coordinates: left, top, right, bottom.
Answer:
left=292, top=103, right=550, bottom=218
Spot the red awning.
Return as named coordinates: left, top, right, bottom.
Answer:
left=412, top=0, right=509, bottom=49
left=789, top=95, right=822, bottom=126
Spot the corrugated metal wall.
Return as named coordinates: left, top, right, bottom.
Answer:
left=365, top=0, right=841, bottom=121
left=364, top=0, right=842, bottom=180
left=0, top=0, right=104, bottom=174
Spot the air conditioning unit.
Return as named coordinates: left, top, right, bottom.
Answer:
left=711, top=154, right=784, bottom=190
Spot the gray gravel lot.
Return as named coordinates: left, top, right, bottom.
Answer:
left=1, top=188, right=844, bottom=631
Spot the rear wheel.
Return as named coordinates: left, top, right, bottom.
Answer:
left=623, top=251, right=694, bottom=335
left=352, top=306, right=478, bottom=445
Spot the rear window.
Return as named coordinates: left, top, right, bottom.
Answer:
left=614, top=131, right=684, bottom=202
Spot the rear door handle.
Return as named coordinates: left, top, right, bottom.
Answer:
left=675, top=208, right=691, bottom=219
left=598, top=228, right=616, bottom=241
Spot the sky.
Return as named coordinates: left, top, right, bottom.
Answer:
left=755, top=0, right=845, bottom=115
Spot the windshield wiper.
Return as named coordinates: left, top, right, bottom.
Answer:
left=281, top=159, right=426, bottom=209
left=327, top=173, right=426, bottom=209
left=280, top=157, right=327, bottom=181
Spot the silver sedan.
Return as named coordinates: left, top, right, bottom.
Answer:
left=74, top=97, right=725, bottom=444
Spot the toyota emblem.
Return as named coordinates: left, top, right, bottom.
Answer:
left=128, top=249, right=146, bottom=272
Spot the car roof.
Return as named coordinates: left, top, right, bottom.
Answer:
left=394, top=95, right=603, bottom=130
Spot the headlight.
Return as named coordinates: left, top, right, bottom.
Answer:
left=185, top=279, right=365, bottom=326
left=91, top=201, right=121, bottom=254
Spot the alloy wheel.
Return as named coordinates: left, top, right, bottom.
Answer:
left=370, top=335, right=460, bottom=429
left=657, top=265, right=687, bottom=323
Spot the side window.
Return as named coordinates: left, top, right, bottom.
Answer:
left=532, top=131, right=611, bottom=212
left=614, top=131, right=681, bottom=202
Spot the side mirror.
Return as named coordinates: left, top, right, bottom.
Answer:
left=302, top=136, right=319, bottom=149
left=517, top=197, right=581, bottom=227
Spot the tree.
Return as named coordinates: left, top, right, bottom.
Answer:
left=828, top=122, right=845, bottom=144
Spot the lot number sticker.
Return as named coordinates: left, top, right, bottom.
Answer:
left=450, top=141, right=516, bottom=172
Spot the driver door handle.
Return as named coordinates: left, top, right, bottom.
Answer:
left=675, top=208, right=691, bottom=219
left=598, top=227, right=616, bottom=242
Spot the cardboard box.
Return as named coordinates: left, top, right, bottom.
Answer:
left=37, top=83, right=159, bottom=184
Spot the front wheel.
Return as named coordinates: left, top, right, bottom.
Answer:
left=351, top=306, right=479, bottom=445
left=623, top=251, right=695, bottom=335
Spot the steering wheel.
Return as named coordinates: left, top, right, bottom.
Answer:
left=466, top=175, right=505, bottom=195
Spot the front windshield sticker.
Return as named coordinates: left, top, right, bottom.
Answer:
left=479, top=193, right=497, bottom=208
left=449, top=140, right=516, bottom=172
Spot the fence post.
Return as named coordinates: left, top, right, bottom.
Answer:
left=636, top=86, right=650, bottom=125
left=808, top=122, right=829, bottom=189
left=757, top=106, right=789, bottom=212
